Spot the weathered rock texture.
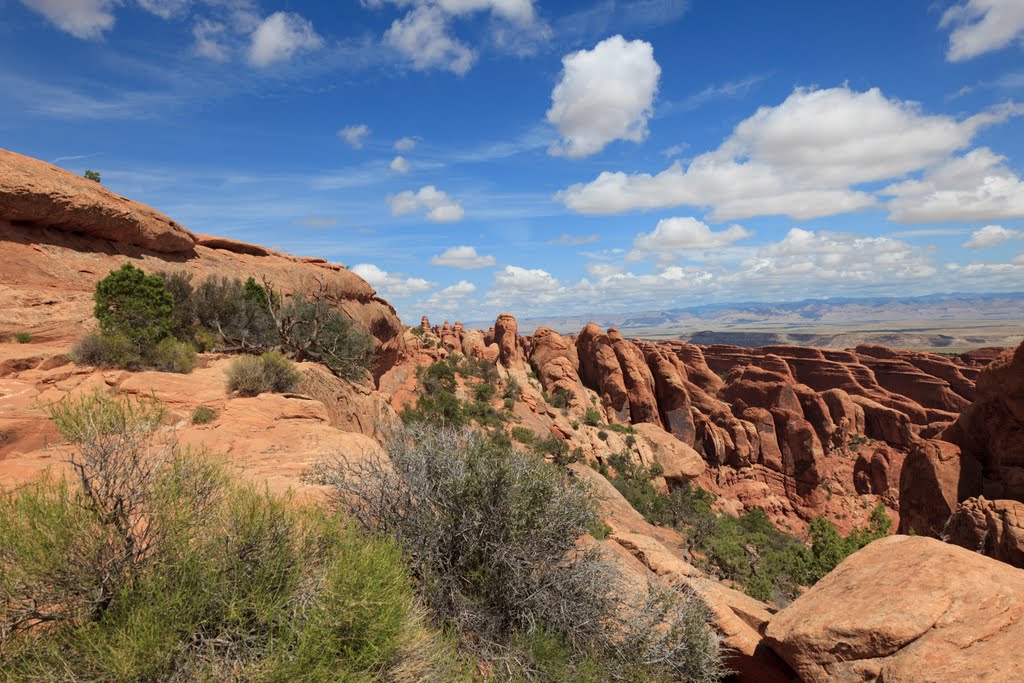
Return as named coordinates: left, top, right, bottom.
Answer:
left=1, top=148, right=196, bottom=253
left=765, top=535, right=1024, bottom=682
left=0, top=149, right=406, bottom=379
left=386, top=311, right=1009, bottom=537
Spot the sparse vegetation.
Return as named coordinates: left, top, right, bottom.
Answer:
left=310, top=424, right=725, bottom=682
left=83, top=169, right=101, bottom=183
left=226, top=351, right=303, bottom=397
left=263, top=277, right=374, bottom=380
left=603, top=453, right=892, bottom=604
left=544, top=387, right=572, bottom=409
left=583, top=407, right=602, bottom=426
left=190, top=405, right=217, bottom=424
left=13, top=332, right=32, bottom=344
left=72, top=265, right=375, bottom=380
left=511, top=426, right=535, bottom=444
left=400, top=358, right=514, bottom=430
left=603, top=422, right=636, bottom=434
left=0, top=391, right=457, bottom=680
left=849, top=433, right=870, bottom=446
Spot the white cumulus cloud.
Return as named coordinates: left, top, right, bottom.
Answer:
left=439, top=280, right=476, bottom=296
left=394, top=136, right=418, bottom=152
left=431, top=245, right=496, bottom=268
left=632, top=217, right=752, bottom=256
left=339, top=124, right=371, bottom=148
left=884, top=147, right=1024, bottom=223
left=384, top=5, right=475, bottom=75
left=350, top=263, right=436, bottom=297
left=547, top=35, right=661, bottom=158
left=248, top=11, right=323, bottom=68
left=964, top=224, right=1022, bottom=248
left=19, top=0, right=116, bottom=39
left=388, top=185, right=465, bottom=222
left=390, top=155, right=410, bottom=173
left=941, top=0, right=1024, bottom=62
left=557, top=86, right=1020, bottom=221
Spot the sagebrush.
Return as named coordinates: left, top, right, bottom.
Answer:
left=309, top=423, right=725, bottom=682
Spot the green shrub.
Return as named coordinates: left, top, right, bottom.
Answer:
left=420, top=360, right=457, bottom=395
left=503, top=378, right=523, bottom=401
left=473, top=382, right=497, bottom=403
left=71, top=333, right=194, bottom=374
left=0, top=392, right=451, bottom=680
left=226, top=351, right=302, bottom=397
left=155, top=270, right=196, bottom=340
left=83, top=169, right=101, bottom=182
left=546, top=387, right=571, bottom=409
left=149, top=337, right=197, bottom=373
left=598, top=430, right=608, bottom=441
left=583, top=407, right=602, bottom=426
left=511, top=426, right=535, bottom=444
left=311, top=424, right=724, bottom=682
left=602, top=453, right=892, bottom=604
left=190, top=275, right=276, bottom=351
left=532, top=435, right=574, bottom=465
left=93, top=263, right=174, bottom=351
left=191, top=406, right=217, bottom=424
left=70, top=332, right=141, bottom=369
left=13, top=332, right=32, bottom=344
left=604, top=422, right=635, bottom=434
left=276, top=298, right=374, bottom=380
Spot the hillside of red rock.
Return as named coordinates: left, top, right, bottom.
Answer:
left=409, top=314, right=1000, bottom=535
left=0, top=148, right=406, bottom=378
left=3, top=148, right=1024, bottom=683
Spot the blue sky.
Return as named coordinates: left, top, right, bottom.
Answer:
left=3, top=0, right=1024, bottom=324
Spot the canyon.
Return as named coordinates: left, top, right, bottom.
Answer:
left=2, top=147, right=1023, bottom=681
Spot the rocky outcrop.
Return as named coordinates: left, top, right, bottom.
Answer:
left=493, top=313, right=523, bottom=368
left=0, top=151, right=407, bottom=379
left=193, top=234, right=273, bottom=257
left=764, top=535, right=1024, bottom=682
left=576, top=323, right=631, bottom=422
left=607, top=328, right=662, bottom=427
left=898, top=439, right=981, bottom=536
left=944, top=497, right=1024, bottom=567
left=571, top=463, right=793, bottom=683
left=892, top=341, right=1024, bottom=563
left=0, top=148, right=196, bottom=253
left=943, top=341, right=1024, bottom=501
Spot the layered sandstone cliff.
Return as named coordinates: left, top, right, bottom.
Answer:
left=0, top=148, right=406, bottom=378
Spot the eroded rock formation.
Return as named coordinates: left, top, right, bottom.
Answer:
left=0, top=148, right=406, bottom=379
left=765, top=535, right=1024, bottom=682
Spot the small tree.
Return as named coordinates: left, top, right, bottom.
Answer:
left=262, top=276, right=373, bottom=380
left=93, top=263, right=173, bottom=351
left=83, top=170, right=101, bottom=183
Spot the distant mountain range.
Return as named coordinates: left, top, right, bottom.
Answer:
left=469, top=292, right=1024, bottom=352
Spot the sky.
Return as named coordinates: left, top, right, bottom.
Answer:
left=2, top=0, right=1024, bottom=324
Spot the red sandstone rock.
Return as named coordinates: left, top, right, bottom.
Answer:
left=898, top=439, right=982, bottom=536
left=576, top=323, right=631, bottom=422
left=765, top=535, right=1024, bottom=683
left=194, top=234, right=274, bottom=257
left=0, top=221, right=407, bottom=378
left=944, top=341, right=1024, bottom=501
left=944, top=497, right=1024, bottom=567
left=493, top=313, right=523, bottom=368
left=640, top=344, right=697, bottom=444
left=1, top=148, right=196, bottom=253
left=850, top=395, right=913, bottom=446
left=607, top=329, right=662, bottom=427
